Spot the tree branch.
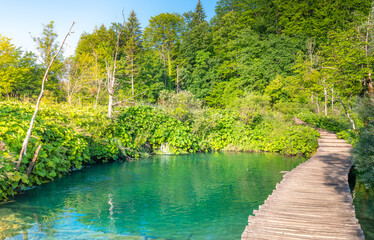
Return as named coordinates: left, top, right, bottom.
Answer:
left=113, top=91, right=146, bottom=106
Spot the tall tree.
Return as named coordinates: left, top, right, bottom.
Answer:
left=191, top=0, right=207, bottom=27
left=0, top=35, right=40, bottom=98
left=16, top=23, right=75, bottom=170
left=106, top=21, right=126, bottom=118
left=360, top=4, right=374, bottom=95
left=143, top=12, right=184, bottom=89
left=124, top=10, right=142, bottom=97
left=180, top=1, right=215, bottom=98
left=137, top=49, right=165, bottom=102
left=273, top=0, right=371, bottom=38
left=61, top=56, right=91, bottom=105
left=75, top=25, right=117, bottom=107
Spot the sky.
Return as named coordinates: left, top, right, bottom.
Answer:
left=0, top=0, right=217, bottom=58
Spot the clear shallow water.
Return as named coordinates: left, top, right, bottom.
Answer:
left=353, top=183, right=374, bottom=240
left=0, top=152, right=305, bottom=240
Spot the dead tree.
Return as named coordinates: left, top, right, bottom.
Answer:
left=16, top=22, right=75, bottom=170
left=62, top=57, right=89, bottom=105
left=107, top=20, right=125, bottom=118
left=176, top=65, right=186, bottom=94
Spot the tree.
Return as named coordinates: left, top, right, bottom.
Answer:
left=185, top=50, right=219, bottom=99
left=320, top=30, right=365, bottom=100
left=0, top=35, right=40, bottom=98
left=179, top=1, right=214, bottom=98
left=75, top=25, right=116, bottom=107
left=136, top=49, right=165, bottom=103
left=33, top=21, right=64, bottom=98
left=272, top=0, right=371, bottom=38
left=61, top=57, right=90, bottom=105
left=215, top=0, right=241, bottom=18
left=191, top=0, right=207, bottom=27
left=16, top=23, right=75, bottom=170
left=359, top=5, right=374, bottom=96
left=106, top=21, right=126, bottom=118
left=143, top=13, right=184, bottom=89
left=124, top=10, right=142, bottom=97
left=0, top=35, right=26, bottom=96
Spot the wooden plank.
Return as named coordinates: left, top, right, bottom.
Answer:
left=241, top=129, right=365, bottom=239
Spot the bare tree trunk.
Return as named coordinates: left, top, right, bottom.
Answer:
left=176, top=65, right=179, bottom=93
left=331, top=86, right=334, bottom=111
left=324, top=87, right=328, bottom=116
left=369, top=70, right=373, bottom=95
left=108, top=92, right=114, bottom=118
left=167, top=50, right=172, bottom=80
left=106, top=62, right=115, bottom=118
left=131, top=57, right=134, bottom=97
left=95, top=84, right=101, bottom=109
left=26, top=144, right=42, bottom=177
left=316, top=94, right=320, bottom=113
left=327, top=87, right=357, bottom=130
left=323, top=78, right=328, bottom=116
left=16, top=22, right=75, bottom=170
left=337, top=96, right=356, bottom=130
left=107, top=18, right=125, bottom=118
left=161, top=46, right=167, bottom=88
left=68, top=95, right=72, bottom=105
left=93, top=52, right=101, bottom=109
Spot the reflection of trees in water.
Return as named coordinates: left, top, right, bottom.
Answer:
left=0, top=203, right=66, bottom=239
left=353, top=183, right=374, bottom=240
left=0, top=153, right=305, bottom=239
left=0, top=208, right=33, bottom=239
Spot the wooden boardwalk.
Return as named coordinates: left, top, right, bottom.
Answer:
left=241, top=130, right=365, bottom=240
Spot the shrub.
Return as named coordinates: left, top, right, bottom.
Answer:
left=352, top=97, right=374, bottom=185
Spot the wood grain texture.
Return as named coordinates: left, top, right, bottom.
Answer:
left=242, top=130, right=364, bottom=240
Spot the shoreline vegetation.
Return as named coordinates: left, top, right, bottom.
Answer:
left=1, top=90, right=372, bottom=202
left=1, top=97, right=321, bottom=201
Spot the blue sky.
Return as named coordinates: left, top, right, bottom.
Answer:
left=0, top=0, right=217, bottom=58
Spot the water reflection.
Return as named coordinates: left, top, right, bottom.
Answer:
left=1, top=153, right=305, bottom=239
left=353, top=183, right=374, bottom=240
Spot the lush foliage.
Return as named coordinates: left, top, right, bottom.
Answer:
left=0, top=97, right=321, bottom=201
left=353, top=97, right=374, bottom=185
left=298, top=112, right=359, bottom=145
left=0, top=102, right=90, bottom=199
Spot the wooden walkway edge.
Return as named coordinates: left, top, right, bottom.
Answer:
left=241, top=129, right=365, bottom=240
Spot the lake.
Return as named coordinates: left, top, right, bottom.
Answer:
left=0, top=152, right=306, bottom=239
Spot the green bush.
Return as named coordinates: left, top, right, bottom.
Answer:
left=190, top=108, right=319, bottom=156
left=0, top=102, right=91, bottom=199
left=297, top=111, right=359, bottom=145
left=298, top=112, right=350, bottom=133
left=158, top=90, right=202, bottom=122
left=0, top=99, right=321, bottom=201
left=353, top=124, right=374, bottom=185
left=352, top=97, right=374, bottom=185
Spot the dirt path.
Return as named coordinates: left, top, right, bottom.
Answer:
left=241, top=129, right=365, bottom=239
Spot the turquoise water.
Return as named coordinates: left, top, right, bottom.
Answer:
left=353, top=183, right=374, bottom=240
left=0, top=153, right=305, bottom=240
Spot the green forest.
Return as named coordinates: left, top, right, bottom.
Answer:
left=1, top=0, right=374, bottom=201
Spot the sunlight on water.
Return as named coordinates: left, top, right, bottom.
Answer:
left=0, top=153, right=305, bottom=240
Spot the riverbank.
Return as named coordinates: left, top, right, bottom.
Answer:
left=0, top=100, right=320, bottom=201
